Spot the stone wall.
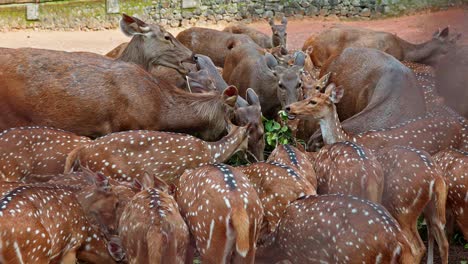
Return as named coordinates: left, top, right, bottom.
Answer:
left=0, top=0, right=465, bottom=31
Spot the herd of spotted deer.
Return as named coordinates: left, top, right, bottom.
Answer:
left=0, top=12, right=466, bottom=264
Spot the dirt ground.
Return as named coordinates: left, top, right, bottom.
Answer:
left=0, top=8, right=467, bottom=54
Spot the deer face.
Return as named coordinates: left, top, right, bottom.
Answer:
left=285, top=83, right=344, bottom=121
left=274, top=65, right=304, bottom=108
left=423, top=27, right=461, bottom=66
left=120, top=14, right=193, bottom=74
left=186, top=69, right=217, bottom=92
left=269, top=17, right=288, bottom=48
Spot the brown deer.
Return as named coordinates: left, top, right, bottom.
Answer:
left=255, top=194, right=415, bottom=263
left=118, top=173, right=189, bottom=264
left=176, top=27, right=258, bottom=67
left=175, top=164, right=263, bottom=264
left=223, top=17, right=288, bottom=49
left=313, top=141, right=384, bottom=203
left=0, top=44, right=239, bottom=140
left=266, top=144, right=317, bottom=189
left=223, top=44, right=305, bottom=118
left=238, top=161, right=315, bottom=239
left=303, top=25, right=460, bottom=67
left=0, top=183, right=125, bottom=263
left=285, top=85, right=450, bottom=263
left=0, top=126, right=91, bottom=182
left=64, top=122, right=251, bottom=184
left=433, top=148, right=468, bottom=240
left=285, top=83, right=467, bottom=154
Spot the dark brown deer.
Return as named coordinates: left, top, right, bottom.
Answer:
left=313, top=141, right=384, bottom=203
left=238, top=161, right=315, bottom=239
left=255, top=194, right=415, bottom=263
left=0, top=45, right=238, bottom=140
left=303, top=25, right=460, bottom=67
left=286, top=83, right=467, bottom=154
left=176, top=27, right=257, bottom=67
left=433, top=148, right=468, bottom=240
left=175, top=164, right=263, bottom=264
left=266, top=144, right=317, bottom=189
left=64, top=122, right=250, bottom=184
left=118, top=173, right=189, bottom=264
left=0, top=126, right=91, bottom=182
left=0, top=183, right=125, bottom=263
left=223, top=44, right=305, bottom=118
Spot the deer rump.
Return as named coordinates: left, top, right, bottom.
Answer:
left=320, top=47, right=426, bottom=134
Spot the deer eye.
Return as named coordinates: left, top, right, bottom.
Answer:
left=315, top=86, right=321, bottom=90
left=297, top=82, right=302, bottom=88
left=164, top=35, right=171, bottom=41
left=309, top=100, right=317, bottom=105
left=278, top=82, right=285, bottom=89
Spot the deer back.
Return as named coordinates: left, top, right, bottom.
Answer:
left=223, top=24, right=273, bottom=49
left=0, top=127, right=90, bottom=182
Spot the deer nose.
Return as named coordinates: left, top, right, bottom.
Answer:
left=285, top=106, right=291, bottom=112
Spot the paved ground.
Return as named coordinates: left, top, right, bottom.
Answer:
left=0, top=8, right=466, bottom=54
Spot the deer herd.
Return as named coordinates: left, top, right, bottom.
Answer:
left=0, top=12, right=466, bottom=264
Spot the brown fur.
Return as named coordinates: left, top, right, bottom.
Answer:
left=223, top=24, right=273, bottom=48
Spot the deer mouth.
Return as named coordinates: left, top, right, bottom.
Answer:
left=287, top=113, right=296, bottom=120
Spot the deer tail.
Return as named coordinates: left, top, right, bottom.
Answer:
left=63, top=146, right=84, bottom=174
left=231, top=207, right=250, bottom=257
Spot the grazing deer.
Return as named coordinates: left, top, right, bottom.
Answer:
left=0, top=183, right=125, bottom=263
left=118, top=173, right=189, bottom=264
left=256, top=194, right=415, bottom=264
left=313, top=141, right=384, bottom=203
left=64, top=122, right=250, bottom=184
left=176, top=27, right=258, bottom=67
left=433, top=148, right=468, bottom=240
left=267, top=144, right=317, bottom=189
left=303, top=26, right=460, bottom=67
left=285, top=83, right=467, bottom=154
left=223, top=44, right=305, bottom=118
left=175, top=164, right=263, bottom=264
left=223, top=17, right=288, bottom=49
left=0, top=126, right=91, bottom=182
left=238, top=161, right=315, bottom=240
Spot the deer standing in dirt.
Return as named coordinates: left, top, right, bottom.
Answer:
left=285, top=84, right=450, bottom=263
left=0, top=183, right=125, bottom=263
left=118, top=173, right=189, bottom=264
left=255, top=194, right=415, bottom=263
left=433, top=148, right=468, bottom=240
left=0, top=126, right=91, bottom=182
left=175, top=164, right=263, bottom=264
left=64, top=121, right=250, bottom=184
left=303, top=26, right=460, bottom=67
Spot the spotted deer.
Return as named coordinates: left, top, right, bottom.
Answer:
left=238, top=161, right=315, bottom=241
left=266, top=144, right=318, bottom=189
left=0, top=183, right=125, bottom=263
left=313, top=141, right=384, bottom=203
left=285, top=84, right=449, bottom=263
left=175, top=164, right=263, bottom=264
left=118, top=173, right=189, bottom=264
left=433, top=148, right=468, bottom=240
left=64, top=122, right=250, bottom=184
left=285, top=83, right=467, bottom=154
left=0, top=126, right=91, bottom=182
left=255, top=194, right=415, bottom=263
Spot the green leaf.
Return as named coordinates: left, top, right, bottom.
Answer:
left=280, top=125, right=289, bottom=132
left=464, top=243, right=468, bottom=249
left=265, top=120, right=273, bottom=131
left=280, top=138, right=289, bottom=145
left=272, top=122, right=281, bottom=130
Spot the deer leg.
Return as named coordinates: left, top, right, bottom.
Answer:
left=60, top=249, right=77, bottom=264
left=426, top=227, right=434, bottom=264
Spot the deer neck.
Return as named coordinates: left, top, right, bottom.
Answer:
left=118, top=37, right=153, bottom=71
left=319, top=105, right=349, bottom=145
left=400, top=37, right=437, bottom=63
left=207, top=126, right=247, bottom=163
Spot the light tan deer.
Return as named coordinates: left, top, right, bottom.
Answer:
left=255, top=194, right=415, bottom=263
left=433, top=148, right=468, bottom=240
left=0, top=183, right=125, bottom=263
left=285, top=85, right=449, bottom=263
left=266, top=144, right=317, bottom=189
left=0, top=126, right=91, bottom=182
left=175, top=164, right=263, bottom=264
left=118, top=173, right=189, bottom=264
left=64, top=122, right=250, bottom=184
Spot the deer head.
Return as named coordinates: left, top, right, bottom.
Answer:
left=269, top=16, right=288, bottom=48
left=285, top=83, right=344, bottom=121
left=418, top=26, right=462, bottom=66
left=119, top=13, right=194, bottom=73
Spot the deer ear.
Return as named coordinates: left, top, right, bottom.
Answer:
left=223, top=85, right=239, bottom=107
left=95, top=172, right=111, bottom=190
left=293, top=51, right=306, bottom=67
left=153, top=175, right=170, bottom=193
left=246, top=88, right=260, bottom=106
left=268, top=17, right=275, bottom=26
left=434, top=27, right=449, bottom=40
left=325, top=83, right=344, bottom=104
left=281, top=17, right=288, bottom=25
left=264, top=53, right=278, bottom=70
left=120, top=13, right=151, bottom=37
left=142, top=171, right=154, bottom=189
left=316, top=72, right=331, bottom=91
left=107, top=236, right=125, bottom=261
left=131, top=178, right=143, bottom=192
left=305, top=46, right=314, bottom=55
